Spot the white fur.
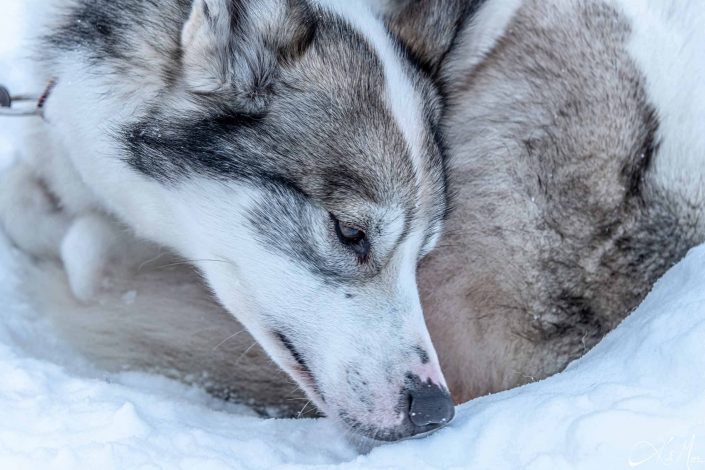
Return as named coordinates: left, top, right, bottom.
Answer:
left=45, top=62, right=179, bottom=247
left=613, top=0, right=705, bottom=223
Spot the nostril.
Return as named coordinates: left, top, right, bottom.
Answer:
left=408, top=382, right=455, bottom=429
left=343, top=378, right=454, bottom=442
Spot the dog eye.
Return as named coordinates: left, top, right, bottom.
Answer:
left=333, top=216, right=370, bottom=259
left=337, top=221, right=364, bottom=242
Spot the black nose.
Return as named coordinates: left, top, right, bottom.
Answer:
left=409, top=384, right=455, bottom=428
left=361, top=382, right=455, bottom=442
left=348, top=377, right=455, bottom=442
left=406, top=380, right=455, bottom=437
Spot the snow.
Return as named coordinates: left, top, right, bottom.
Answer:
left=2, top=1, right=705, bottom=469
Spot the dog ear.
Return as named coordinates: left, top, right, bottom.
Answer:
left=378, top=0, right=469, bottom=78
left=382, top=1, right=525, bottom=82
left=181, top=0, right=316, bottom=111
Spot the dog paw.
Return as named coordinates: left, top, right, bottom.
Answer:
left=60, top=214, right=125, bottom=303
left=60, top=213, right=164, bottom=303
left=0, top=162, right=71, bottom=258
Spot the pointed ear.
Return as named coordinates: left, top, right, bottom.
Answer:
left=378, top=0, right=469, bottom=77
left=181, top=0, right=234, bottom=93
left=180, top=0, right=316, bottom=109
left=380, top=1, right=523, bottom=81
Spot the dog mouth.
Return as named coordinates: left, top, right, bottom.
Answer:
left=274, top=331, right=325, bottom=403
left=272, top=332, right=454, bottom=442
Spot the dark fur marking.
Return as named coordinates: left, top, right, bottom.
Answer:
left=42, top=0, right=190, bottom=84
left=413, top=346, right=430, bottom=364
left=275, top=331, right=307, bottom=369
left=275, top=330, right=324, bottom=402
left=623, top=106, right=659, bottom=202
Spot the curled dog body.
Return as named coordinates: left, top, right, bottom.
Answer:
left=381, top=0, right=705, bottom=400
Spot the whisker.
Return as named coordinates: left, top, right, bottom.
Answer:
left=235, top=342, right=258, bottom=363
left=152, top=258, right=230, bottom=271
left=296, top=400, right=311, bottom=418
left=136, top=250, right=169, bottom=272
left=212, top=328, right=247, bottom=351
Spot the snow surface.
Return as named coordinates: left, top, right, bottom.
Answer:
left=2, top=1, right=705, bottom=468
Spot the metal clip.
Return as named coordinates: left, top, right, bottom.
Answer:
left=0, top=84, right=42, bottom=117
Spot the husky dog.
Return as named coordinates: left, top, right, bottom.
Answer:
left=379, top=0, right=705, bottom=400
left=0, top=0, right=456, bottom=441
left=2, top=0, right=705, bottom=445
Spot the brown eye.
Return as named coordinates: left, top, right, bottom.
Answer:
left=333, top=216, right=370, bottom=259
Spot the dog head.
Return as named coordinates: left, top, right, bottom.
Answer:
left=120, top=0, right=453, bottom=441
